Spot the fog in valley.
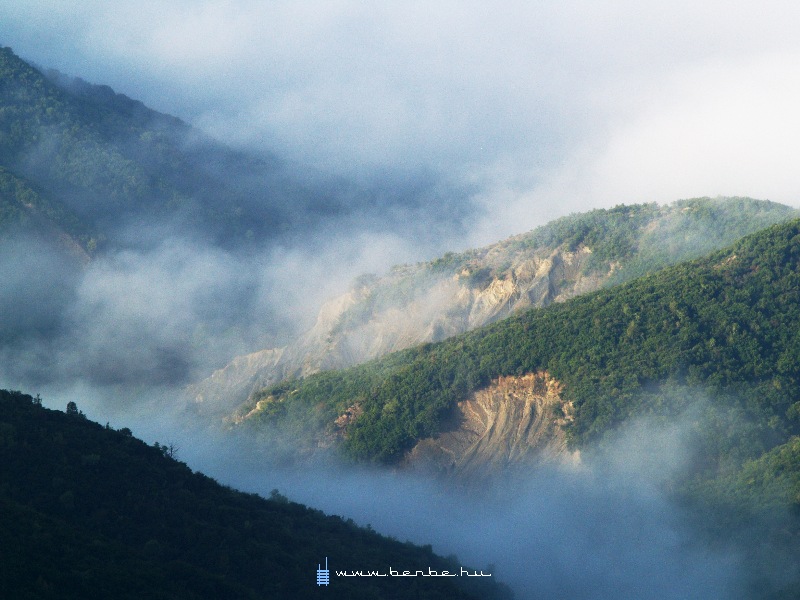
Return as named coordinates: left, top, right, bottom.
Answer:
left=3, top=2, right=800, bottom=598
left=126, top=399, right=789, bottom=600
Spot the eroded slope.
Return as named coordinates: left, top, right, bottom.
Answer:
left=406, top=372, right=578, bottom=478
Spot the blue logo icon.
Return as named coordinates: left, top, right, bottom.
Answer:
left=317, top=557, right=330, bottom=586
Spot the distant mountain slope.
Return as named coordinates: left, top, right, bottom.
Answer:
left=0, top=389, right=510, bottom=600
left=0, top=165, right=87, bottom=241
left=0, top=45, right=296, bottom=248
left=236, top=218, right=800, bottom=492
left=192, top=197, right=798, bottom=415
left=0, top=45, right=473, bottom=255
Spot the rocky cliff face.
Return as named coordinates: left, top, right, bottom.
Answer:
left=404, top=373, right=578, bottom=479
left=189, top=243, right=609, bottom=416
left=187, top=348, right=284, bottom=416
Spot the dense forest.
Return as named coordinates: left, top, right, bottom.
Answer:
left=504, top=196, right=799, bottom=284
left=0, top=390, right=511, bottom=599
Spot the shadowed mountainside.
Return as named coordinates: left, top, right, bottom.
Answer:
left=0, top=389, right=511, bottom=600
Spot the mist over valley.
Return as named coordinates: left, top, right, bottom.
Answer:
left=3, top=5, right=800, bottom=598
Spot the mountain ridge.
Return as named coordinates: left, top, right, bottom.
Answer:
left=190, top=197, right=798, bottom=417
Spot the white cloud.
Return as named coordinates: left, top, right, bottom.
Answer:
left=591, top=52, right=800, bottom=205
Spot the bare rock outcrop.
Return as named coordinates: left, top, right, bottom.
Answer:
left=186, top=347, right=284, bottom=416
left=404, top=373, right=579, bottom=479
left=191, top=245, right=606, bottom=416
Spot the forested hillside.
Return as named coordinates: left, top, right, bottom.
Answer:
left=239, top=219, right=800, bottom=512
left=0, top=390, right=510, bottom=600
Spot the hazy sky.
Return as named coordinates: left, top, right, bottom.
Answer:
left=2, top=1, right=800, bottom=247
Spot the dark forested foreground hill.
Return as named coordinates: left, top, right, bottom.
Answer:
left=241, top=219, right=800, bottom=512
left=0, top=390, right=511, bottom=600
